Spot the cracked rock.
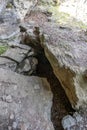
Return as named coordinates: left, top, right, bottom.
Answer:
left=62, top=112, right=87, bottom=130
left=16, top=57, right=38, bottom=75
left=0, top=68, right=54, bottom=130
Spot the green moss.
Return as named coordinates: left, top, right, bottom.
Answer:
left=6, top=3, right=13, bottom=8
left=71, top=20, right=87, bottom=29
left=48, top=6, right=87, bottom=29
left=0, top=46, right=8, bottom=55
left=49, top=6, right=70, bottom=24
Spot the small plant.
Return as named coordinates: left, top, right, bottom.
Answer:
left=0, top=46, right=8, bottom=55
left=6, top=3, right=13, bottom=9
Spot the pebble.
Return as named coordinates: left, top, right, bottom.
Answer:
left=6, top=95, right=13, bottom=103
left=62, top=115, right=76, bottom=129
left=10, top=113, right=15, bottom=120
left=12, top=121, right=18, bottom=129
left=73, top=112, right=83, bottom=122
left=8, top=126, right=12, bottom=130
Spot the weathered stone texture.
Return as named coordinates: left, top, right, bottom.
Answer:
left=0, top=68, right=54, bottom=130
left=20, top=21, right=87, bottom=110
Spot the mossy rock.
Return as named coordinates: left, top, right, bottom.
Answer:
left=48, top=6, right=87, bottom=29
left=6, top=3, right=13, bottom=9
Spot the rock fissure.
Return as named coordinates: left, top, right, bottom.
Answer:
left=18, top=29, right=75, bottom=130
left=33, top=50, right=75, bottom=130
left=0, top=0, right=87, bottom=129
left=18, top=22, right=87, bottom=129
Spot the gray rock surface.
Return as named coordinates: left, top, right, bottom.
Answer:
left=62, top=112, right=87, bottom=130
left=62, top=115, right=76, bottom=129
left=13, top=0, right=35, bottom=20
left=0, top=0, right=35, bottom=22
left=1, top=0, right=87, bottom=129
left=0, top=0, right=7, bottom=14
left=20, top=19, right=87, bottom=110
left=16, top=56, right=38, bottom=75
left=0, top=23, right=20, bottom=46
left=42, top=23, right=87, bottom=110
left=0, top=0, right=35, bottom=45
left=59, top=0, right=87, bottom=23
left=1, top=47, right=29, bottom=62
left=0, top=57, right=17, bottom=71
left=0, top=44, right=38, bottom=75
left=0, top=68, right=54, bottom=130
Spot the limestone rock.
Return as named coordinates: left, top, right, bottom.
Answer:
left=0, top=0, right=7, bottom=14
left=13, top=0, right=37, bottom=20
left=0, top=57, right=17, bottom=71
left=1, top=47, right=29, bottom=63
left=0, top=0, right=35, bottom=45
left=0, top=68, right=54, bottom=130
left=16, top=56, right=38, bottom=75
left=62, top=115, right=76, bottom=129
left=20, top=21, right=87, bottom=110
left=0, top=23, right=20, bottom=46
left=42, top=23, right=87, bottom=110
left=0, top=0, right=35, bottom=23
left=0, top=43, right=38, bottom=75
left=62, top=112, right=87, bottom=130
left=59, top=0, right=87, bottom=24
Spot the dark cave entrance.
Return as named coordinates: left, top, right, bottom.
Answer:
left=19, top=26, right=75, bottom=130
left=35, top=52, right=75, bottom=130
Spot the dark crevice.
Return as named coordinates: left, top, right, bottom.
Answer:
left=19, top=26, right=75, bottom=129
left=32, top=52, right=75, bottom=130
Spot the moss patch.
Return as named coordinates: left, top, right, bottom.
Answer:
left=48, top=6, right=87, bottom=29
left=0, top=46, right=8, bottom=55
left=6, top=3, right=13, bottom=8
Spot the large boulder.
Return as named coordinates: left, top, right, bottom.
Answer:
left=0, top=68, right=54, bottom=130
left=42, top=23, right=87, bottom=110
left=20, top=20, right=87, bottom=110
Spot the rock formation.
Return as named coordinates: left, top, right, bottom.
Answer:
left=1, top=0, right=87, bottom=130
left=20, top=21, right=87, bottom=110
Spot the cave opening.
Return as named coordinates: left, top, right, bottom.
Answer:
left=19, top=26, right=75, bottom=130
left=33, top=51, right=75, bottom=130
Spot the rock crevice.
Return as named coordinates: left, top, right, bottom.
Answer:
left=19, top=21, right=87, bottom=111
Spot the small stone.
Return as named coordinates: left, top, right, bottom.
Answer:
left=8, top=126, right=12, bottom=130
left=10, top=113, right=15, bottom=120
left=6, top=95, right=13, bottom=103
left=73, top=112, right=83, bottom=122
left=12, top=121, right=18, bottom=129
left=62, top=115, right=76, bottom=129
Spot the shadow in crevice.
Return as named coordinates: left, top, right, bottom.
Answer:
left=34, top=52, right=75, bottom=130
left=19, top=23, right=75, bottom=130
